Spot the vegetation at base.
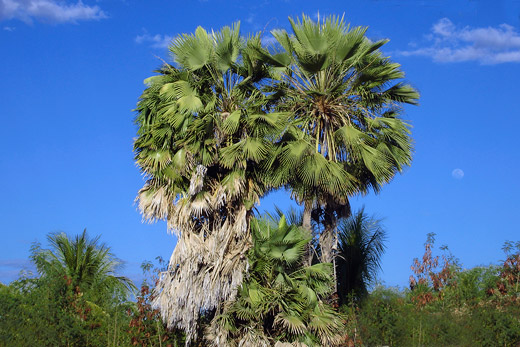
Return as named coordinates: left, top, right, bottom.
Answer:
left=0, top=230, right=135, bottom=347
left=2, top=228, right=520, bottom=346
left=207, top=215, right=344, bottom=346
left=0, top=230, right=183, bottom=347
left=128, top=258, right=184, bottom=347
left=347, top=235, right=520, bottom=347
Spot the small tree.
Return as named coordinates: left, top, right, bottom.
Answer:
left=409, top=233, right=458, bottom=307
left=31, top=229, right=135, bottom=303
left=335, top=208, right=386, bottom=303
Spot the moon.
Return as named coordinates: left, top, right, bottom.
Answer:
left=452, top=168, right=464, bottom=179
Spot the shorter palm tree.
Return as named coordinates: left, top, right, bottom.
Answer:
left=206, top=215, right=345, bottom=346
left=335, top=208, right=386, bottom=303
left=30, top=229, right=135, bottom=301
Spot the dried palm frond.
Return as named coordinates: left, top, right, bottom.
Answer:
left=136, top=184, right=171, bottom=222
left=153, top=178, right=254, bottom=344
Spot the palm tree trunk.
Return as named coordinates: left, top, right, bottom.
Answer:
left=302, top=199, right=314, bottom=266
left=320, top=204, right=337, bottom=264
left=320, top=227, right=334, bottom=263
left=302, top=200, right=312, bottom=231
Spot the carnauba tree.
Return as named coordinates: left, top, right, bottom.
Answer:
left=133, top=23, right=286, bottom=343
left=256, top=14, right=419, bottom=263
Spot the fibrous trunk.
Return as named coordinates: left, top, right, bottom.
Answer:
left=320, top=227, right=335, bottom=264
left=150, top=184, right=252, bottom=345
left=319, top=205, right=338, bottom=264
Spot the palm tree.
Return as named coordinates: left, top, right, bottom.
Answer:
left=133, top=23, right=285, bottom=342
left=257, top=14, right=419, bottom=263
left=30, top=229, right=135, bottom=300
left=335, top=209, right=386, bottom=303
left=206, top=215, right=345, bottom=346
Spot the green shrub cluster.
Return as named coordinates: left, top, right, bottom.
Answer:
left=0, top=232, right=184, bottom=347
left=355, top=286, right=520, bottom=346
left=343, top=237, right=520, bottom=347
left=0, top=272, right=133, bottom=346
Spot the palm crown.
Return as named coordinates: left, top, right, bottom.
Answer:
left=31, top=230, right=135, bottom=300
left=336, top=208, right=387, bottom=303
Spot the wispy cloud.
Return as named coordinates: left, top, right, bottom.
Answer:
left=0, top=258, right=32, bottom=268
left=399, top=18, right=520, bottom=64
left=0, top=258, right=36, bottom=283
left=3, top=25, right=14, bottom=30
left=0, top=0, right=107, bottom=24
left=135, top=32, right=173, bottom=49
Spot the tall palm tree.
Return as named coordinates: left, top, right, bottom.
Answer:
left=30, top=229, right=135, bottom=300
left=335, top=208, right=386, bottom=303
left=133, top=23, right=285, bottom=342
left=257, top=14, right=419, bottom=263
left=206, top=215, right=345, bottom=346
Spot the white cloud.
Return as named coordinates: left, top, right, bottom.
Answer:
left=0, top=0, right=107, bottom=24
left=3, top=25, right=14, bottom=30
left=261, top=33, right=277, bottom=46
left=452, top=168, right=464, bottom=179
left=135, top=32, right=173, bottom=49
left=400, top=18, right=520, bottom=64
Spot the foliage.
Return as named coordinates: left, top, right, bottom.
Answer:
left=356, top=284, right=520, bottom=347
left=494, top=240, right=520, bottom=301
left=3, top=231, right=520, bottom=346
left=408, top=233, right=459, bottom=306
left=350, top=237, right=520, bottom=347
left=31, top=229, right=135, bottom=301
left=0, top=233, right=191, bottom=347
left=335, top=208, right=386, bottom=303
left=205, top=215, right=345, bottom=346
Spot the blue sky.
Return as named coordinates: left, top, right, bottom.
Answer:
left=1, top=0, right=519, bottom=288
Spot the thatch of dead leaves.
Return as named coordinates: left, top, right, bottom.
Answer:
left=138, top=168, right=258, bottom=344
